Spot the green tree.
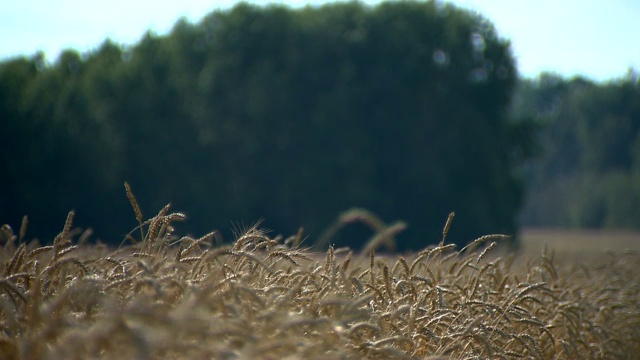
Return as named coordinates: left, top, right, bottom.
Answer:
left=518, top=73, right=640, bottom=229
left=1, top=1, right=534, bottom=249
left=171, top=1, right=529, bottom=247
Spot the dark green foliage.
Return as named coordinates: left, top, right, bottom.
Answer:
left=0, top=49, right=125, bottom=237
left=0, top=1, right=531, bottom=249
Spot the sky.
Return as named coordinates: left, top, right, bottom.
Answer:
left=1, top=0, right=639, bottom=81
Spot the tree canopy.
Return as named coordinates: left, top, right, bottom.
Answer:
left=0, top=1, right=534, bottom=249
left=516, top=72, right=640, bottom=229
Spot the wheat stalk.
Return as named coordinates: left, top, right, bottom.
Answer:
left=1, top=204, right=639, bottom=359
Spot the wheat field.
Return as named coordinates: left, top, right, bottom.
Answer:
left=1, top=191, right=639, bottom=359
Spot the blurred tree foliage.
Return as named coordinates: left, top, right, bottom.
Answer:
left=516, top=72, right=640, bottom=228
left=0, top=1, right=533, bottom=249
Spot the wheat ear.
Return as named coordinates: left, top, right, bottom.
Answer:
left=124, top=181, right=144, bottom=242
left=440, top=212, right=455, bottom=246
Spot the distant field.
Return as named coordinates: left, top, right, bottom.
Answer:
left=520, top=227, right=640, bottom=255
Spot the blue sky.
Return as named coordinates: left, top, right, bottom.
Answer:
left=1, top=0, right=638, bottom=81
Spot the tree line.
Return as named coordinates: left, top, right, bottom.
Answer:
left=516, top=72, right=640, bottom=229
left=0, top=1, right=550, bottom=249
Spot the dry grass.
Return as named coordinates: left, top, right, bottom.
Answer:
left=1, top=198, right=639, bottom=359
